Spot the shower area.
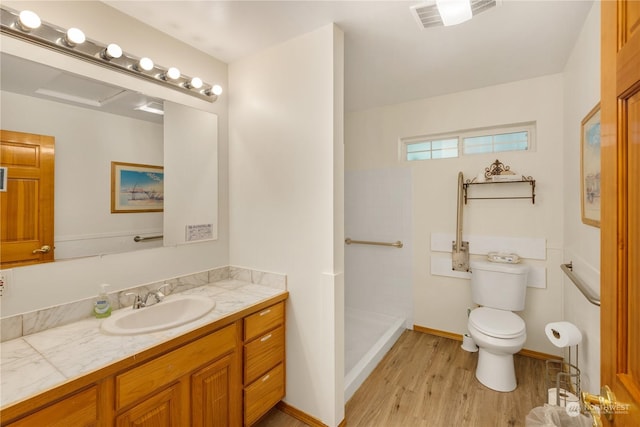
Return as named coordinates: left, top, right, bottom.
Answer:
left=344, top=168, right=413, bottom=401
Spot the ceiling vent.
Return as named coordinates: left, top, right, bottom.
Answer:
left=410, top=0, right=501, bottom=29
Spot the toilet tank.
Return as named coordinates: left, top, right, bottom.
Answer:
left=470, top=261, right=529, bottom=311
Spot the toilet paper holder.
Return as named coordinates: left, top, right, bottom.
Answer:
left=545, top=358, right=581, bottom=407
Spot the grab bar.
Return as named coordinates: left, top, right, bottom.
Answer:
left=455, top=172, right=464, bottom=253
left=134, top=235, right=163, bottom=242
left=561, top=262, right=600, bottom=307
left=452, top=172, right=470, bottom=271
left=345, top=238, right=403, bottom=248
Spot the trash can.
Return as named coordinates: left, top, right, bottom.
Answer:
left=525, top=404, right=592, bottom=427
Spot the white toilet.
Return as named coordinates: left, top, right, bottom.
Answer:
left=467, top=260, right=529, bottom=392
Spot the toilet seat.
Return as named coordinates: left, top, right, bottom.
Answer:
left=469, top=307, right=525, bottom=339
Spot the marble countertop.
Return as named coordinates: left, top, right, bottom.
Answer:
left=1, top=279, right=286, bottom=409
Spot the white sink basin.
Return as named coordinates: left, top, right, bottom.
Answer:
left=101, top=294, right=215, bottom=335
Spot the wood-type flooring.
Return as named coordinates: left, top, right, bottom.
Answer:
left=255, top=330, right=547, bottom=427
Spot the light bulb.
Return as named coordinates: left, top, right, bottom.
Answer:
left=188, top=77, right=203, bottom=89
left=101, top=43, right=123, bottom=60
left=165, top=67, right=181, bottom=80
left=211, top=85, right=223, bottom=96
left=17, top=10, right=41, bottom=31
left=64, top=27, right=86, bottom=46
left=136, top=57, right=154, bottom=72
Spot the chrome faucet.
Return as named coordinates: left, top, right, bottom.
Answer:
left=143, top=284, right=171, bottom=307
left=125, top=284, right=171, bottom=309
left=124, top=292, right=144, bottom=309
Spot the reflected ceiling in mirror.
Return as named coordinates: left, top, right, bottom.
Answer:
left=1, top=53, right=164, bottom=124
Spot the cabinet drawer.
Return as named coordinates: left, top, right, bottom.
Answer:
left=244, top=302, right=284, bottom=341
left=244, top=325, right=284, bottom=384
left=116, top=324, right=236, bottom=410
left=244, top=363, right=285, bottom=426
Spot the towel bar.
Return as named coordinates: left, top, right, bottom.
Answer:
left=134, top=235, right=163, bottom=242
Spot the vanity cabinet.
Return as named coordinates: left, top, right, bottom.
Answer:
left=243, top=302, right=286, bottom=426
left=0, top=294, right=287, bottom=427
left=115, top=323, right=241, bottom=427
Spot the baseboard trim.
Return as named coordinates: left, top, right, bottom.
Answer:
left=413, top=325, right=462, bottom=341
left=276, top=401, right=346, bottom=427
left=413, top=324, right=562, bottom=361
left=518, top=348, right=562, bottom=361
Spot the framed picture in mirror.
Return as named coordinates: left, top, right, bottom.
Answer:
left=111, top=162, right=164, bottom=213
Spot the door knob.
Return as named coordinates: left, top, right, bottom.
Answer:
left=581, top=385, right=622, bottom=426
left=32, top=245, right=51, bottom=254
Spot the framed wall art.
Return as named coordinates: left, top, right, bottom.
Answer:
left=111, top=162, right=164, bottom=213
left=581, top=103, right=601, bottom=227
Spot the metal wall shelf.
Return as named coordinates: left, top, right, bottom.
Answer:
left=463, top=179, right=536, bottom=204
left=462, top=159, right=536, bottom=204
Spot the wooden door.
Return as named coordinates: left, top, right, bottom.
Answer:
left=191, top=353, right=242, bottom=427
left=601, top=1, right=640, bottom=425
left=0, top=130, right=55, bottom=267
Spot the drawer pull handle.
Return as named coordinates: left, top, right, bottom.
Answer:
left=259, top=309, right=272, bottom=316
left=262, top=374, right=270, bottom=382
left=260, top=334, right=272, bottom=342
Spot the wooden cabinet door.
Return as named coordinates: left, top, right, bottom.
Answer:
left=116, top=384, right=182, bottom=427
left=601, top=0, right=640, bottom=425
left=0, top=129, right=55, bottom=268
left=192, top=353, right=242, bottom=427
left=6, top=387, right=97, bottom=427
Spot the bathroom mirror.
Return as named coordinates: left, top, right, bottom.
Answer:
left=0, top=52, right=218, bottom=264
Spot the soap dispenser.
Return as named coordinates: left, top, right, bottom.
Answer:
left=93, top=284, right=112, bottom=318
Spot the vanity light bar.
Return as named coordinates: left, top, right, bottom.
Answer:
left=0, top=6, right=221, bottom=103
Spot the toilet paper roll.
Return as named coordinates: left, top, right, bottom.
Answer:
left=545, top=321, right=582, bottom=347
left=548, top=387, right=579, bottom=407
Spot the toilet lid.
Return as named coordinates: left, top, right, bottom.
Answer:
left=469, top=307, right=525, bottom=339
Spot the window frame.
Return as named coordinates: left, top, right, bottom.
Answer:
left=400, top=122, right=536, bottom=162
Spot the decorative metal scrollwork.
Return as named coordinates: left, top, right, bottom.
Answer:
left=464, top=159, right=534, bottom=183
left=485, top=159, right=510, bottom=178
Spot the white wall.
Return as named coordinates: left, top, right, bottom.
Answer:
left=346, top=74, right=566, bottom=357
left=229, top=24, right=345, bottom=427
left=1, top=91, right=164, bottom=258
left=0, top=1, right=229, bottom=316
left=562, top=3, right=601, bottom=394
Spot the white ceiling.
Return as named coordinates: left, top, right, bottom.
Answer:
left=103, top=0, right=594, bottom=112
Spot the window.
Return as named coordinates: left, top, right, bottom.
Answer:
left=402, top=122, right=535, bottom=162
left=463, top=131, right=529, bottom=155
left=405, top=138, right=458, bottom=161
